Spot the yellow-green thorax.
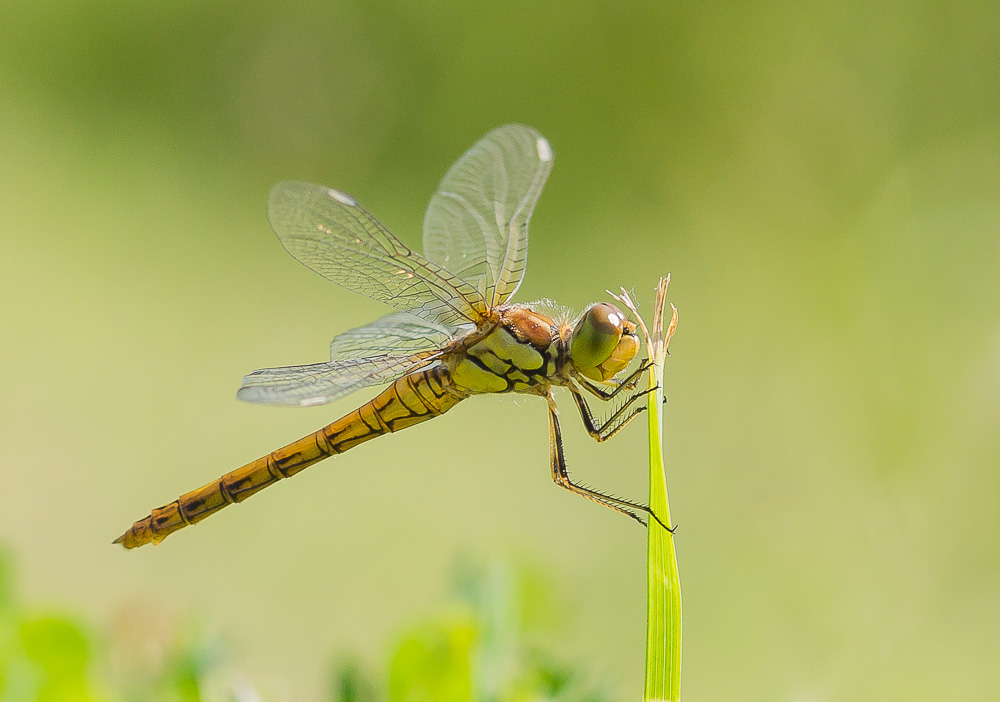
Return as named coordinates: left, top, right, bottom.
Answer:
left=449, top=306, right=560, bottom=395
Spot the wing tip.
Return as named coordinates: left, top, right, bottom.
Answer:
left=236, top=385, right=330, bottom=408
left=298, top=396, right=329, bottom=407
left=535, top=136, right=553, bottom=162
left=326, top=188, right=357, bottom=207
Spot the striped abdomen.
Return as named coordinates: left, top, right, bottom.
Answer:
left=115, top=365, right=463, bottom=548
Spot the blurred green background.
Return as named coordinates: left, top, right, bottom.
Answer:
left=2, top=1, right=999, bottom=700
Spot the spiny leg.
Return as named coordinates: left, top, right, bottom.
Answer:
left=577, top=360, right=652, bottom=401
left=546, top=394, right=673, bottom=532
left=576, top=359, right=668, bottom=441
left=547, top=397, right=646, bottom=525
left=570, top=383, right=657, bottom=442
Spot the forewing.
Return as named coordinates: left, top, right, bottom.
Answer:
left=237, top=312, right=460, bottom=407
left=423, top=124, right=553, bottom=309
left=268, top=182, right=488, bottom=326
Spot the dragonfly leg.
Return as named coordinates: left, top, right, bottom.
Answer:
left=546, top=395, right=673, bottom=532
left=570, top=384, right=657, bottom=442
left=577, top=360, right=652, bottom=401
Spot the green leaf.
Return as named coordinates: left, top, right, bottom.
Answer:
left=389, top=616, right=476, bottom=702
left=18, top=616, right=93, bottom=702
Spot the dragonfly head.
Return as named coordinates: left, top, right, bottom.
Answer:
left=569, top=303, right=639, bottom=381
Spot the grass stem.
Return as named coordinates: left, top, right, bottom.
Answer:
left=613, top=277, right=680, bottom=701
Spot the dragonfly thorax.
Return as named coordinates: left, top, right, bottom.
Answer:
left=448, top=306, right=561, bottom=395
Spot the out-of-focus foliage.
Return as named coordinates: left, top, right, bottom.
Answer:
left=332, top=560, right=609, bottom=702
left=1, top=548, right=97, bottom=702
left=1, top=548, right=604, bottom=702
left=0, top=548, right=244, bottom=702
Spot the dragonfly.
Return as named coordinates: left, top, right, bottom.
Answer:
left=115, top=124, right=661, bottom=549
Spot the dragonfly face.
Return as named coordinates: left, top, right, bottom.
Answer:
left=115, top=125, right=658, bottom=549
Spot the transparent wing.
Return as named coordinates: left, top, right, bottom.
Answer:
left=422, top=124, right=553, bottom=309
left=237, top=312, right=463, bottom=407
left=327, top=311, right=466, bottom=360
left=268, top=182, right=489, bottom=327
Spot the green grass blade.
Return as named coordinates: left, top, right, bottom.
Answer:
left=617, top=278, right=681, bottom=702
left=644, top=346, right=681, bottom=702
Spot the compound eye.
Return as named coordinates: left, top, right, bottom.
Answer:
left=570, top=303, right=626, bottom=373
left=588, top=303, right=626, bottom=337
